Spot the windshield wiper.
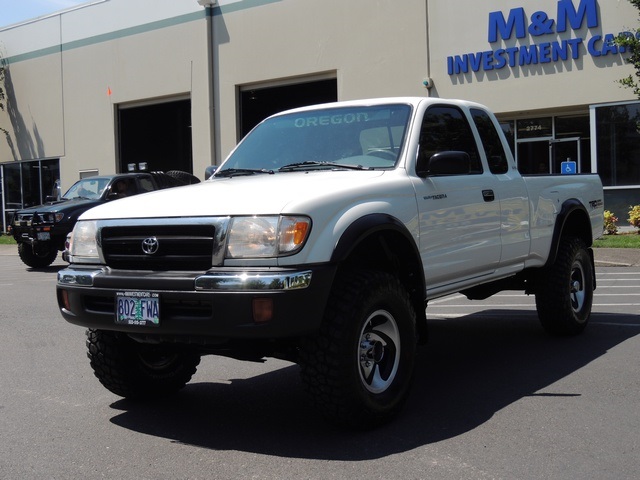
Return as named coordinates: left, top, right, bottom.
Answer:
left=214, top=168, right=275, bottom=178
left=279, top=161, right=369, bottom=172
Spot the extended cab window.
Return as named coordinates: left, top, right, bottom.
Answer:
left=418, top=106, right=482, bottom=174
left=471, top=108, right=510, bottom=174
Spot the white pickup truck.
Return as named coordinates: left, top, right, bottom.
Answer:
left=57, top=97, right=603, bottom=428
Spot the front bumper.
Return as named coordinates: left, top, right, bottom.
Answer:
left=12, top=224, right=64, bottom=248
left=57, top=264, right=336, bottom=340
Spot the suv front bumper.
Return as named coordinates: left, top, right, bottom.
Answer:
left=57, top=264, right=336, bottom=340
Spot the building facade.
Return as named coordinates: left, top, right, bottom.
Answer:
left=1, top=0, right=639, bottom=231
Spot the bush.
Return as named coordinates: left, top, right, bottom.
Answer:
left=629, top=205, right=640, bottom=233
left=604, top=210, right=619, bottom=235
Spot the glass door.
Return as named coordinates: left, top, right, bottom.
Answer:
left=516, top=140, right=552, bottom=174
left=550, top=137, right=581, bottom=174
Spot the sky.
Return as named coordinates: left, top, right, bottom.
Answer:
left=0, top=0, right=89, bottom=28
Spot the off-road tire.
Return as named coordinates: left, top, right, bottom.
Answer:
left=18, top=242, right=58, bottom=268
left=299, top=270, right=417, bottom=429
left=535, top=237, right=594, bottom=336
left=86, top=329, right=201, bottom=399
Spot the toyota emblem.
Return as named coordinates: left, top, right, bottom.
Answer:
left=141, top=237, right=160, bottom=255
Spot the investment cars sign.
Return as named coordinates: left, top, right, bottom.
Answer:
left=447, top=0, right=630, bottom=76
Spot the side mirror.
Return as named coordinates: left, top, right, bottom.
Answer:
left=204, top=165, right=217, bottom=180
left=417, top=151, right=470, bottom=177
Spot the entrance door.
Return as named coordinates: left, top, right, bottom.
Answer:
left=517, top=140, right=551, bottom=174
left=118, top=99, right=193, bottom=174
left=550, top=138, right=581, bottom=174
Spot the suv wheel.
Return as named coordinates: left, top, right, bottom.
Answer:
left=86, top=329, right=201, bottom=399
left=299, top=270, right=417, bottom=429
left=535, top=237, right=594, bottom=336
left=18, top=243, right=58, bottom=268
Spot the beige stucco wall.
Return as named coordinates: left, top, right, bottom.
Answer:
left=0, top=0, right=210, bottom=191
left=2, top=0, right=639, bottom=192
left=0, top=17, right=65, bottom=162
left=212, top=0, right=429, bottom=157
left=1, top=0, right=429, bottom=190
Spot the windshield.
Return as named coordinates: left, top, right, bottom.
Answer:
left=63, top=177, right=111, bottom=200
left=218, top=104, right=412, bottom=174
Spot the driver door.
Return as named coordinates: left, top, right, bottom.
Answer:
left=411, top=105, right=502, bottom=292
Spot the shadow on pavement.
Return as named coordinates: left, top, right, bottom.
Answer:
left=109, top=310, right=640, bottom=460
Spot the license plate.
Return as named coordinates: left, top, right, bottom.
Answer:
left=37, top=231, right=50, bottom=240
left=115, top=291, right=160, bottom=327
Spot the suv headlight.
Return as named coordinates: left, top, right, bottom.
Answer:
left=226, top=215, right=311, bottom=258
left=69, top=220, right=101, bottom=263
left=41, top=212, right=65, bottom=223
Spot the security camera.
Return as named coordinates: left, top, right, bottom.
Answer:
left=197, top=0, right=216, bottom=6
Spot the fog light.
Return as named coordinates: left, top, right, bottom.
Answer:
left=252, top=298, right=273, bottom=323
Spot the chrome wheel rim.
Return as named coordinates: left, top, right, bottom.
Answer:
left=358, top=309, right=400, bottom=394
left=570, top=260, right=586, bottom=314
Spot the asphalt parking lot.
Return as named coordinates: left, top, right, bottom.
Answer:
left=1, top=244, right=639, bottom=479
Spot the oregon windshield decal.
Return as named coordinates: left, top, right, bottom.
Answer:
left=447, top=0, right=629, bottom=77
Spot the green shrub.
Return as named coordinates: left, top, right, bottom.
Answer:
left=629, top=205, right=640, bottom=233
left=604, top=210, right=619, bottom=235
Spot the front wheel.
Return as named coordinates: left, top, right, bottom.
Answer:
left=535, top=237, right=594, bottom=336
left=86, top=329, right=201, bottom=399
left=18, top=242, right=58, bottom=268
left=299, top=270, right=417, bottom=429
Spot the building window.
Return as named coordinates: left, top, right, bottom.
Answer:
left=595, top=102, right=640, bottom=187
left=499, top=121, right=515, bottom=157
left=1, top=159, right=60, bottom=232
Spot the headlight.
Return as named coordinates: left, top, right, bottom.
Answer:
left=226, top=215, right=311, bottom=258
left=69, top=220, right=101, bottom=263
left=41, top=212, right=65, bottom=223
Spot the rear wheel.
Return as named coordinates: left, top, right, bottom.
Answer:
left=86, top=329, right=200, bottom=399
left=299, top=270, right=417, bottom=429
left=18, top=242, right=58, bottom=268
left=535, top=237, right=594, bottom=336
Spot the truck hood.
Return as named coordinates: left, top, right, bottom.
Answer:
left=79, top=170, right=388, bottom=220
left=16, top=198, right=102, bottom=215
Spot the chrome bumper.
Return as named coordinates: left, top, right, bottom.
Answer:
left=58, top=267, right=312, bottom=291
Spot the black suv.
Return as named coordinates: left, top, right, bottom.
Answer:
left=10, top=171, right=198, bottom=268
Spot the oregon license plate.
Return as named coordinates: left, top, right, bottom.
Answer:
left=115, top=291, right=160, bottom=327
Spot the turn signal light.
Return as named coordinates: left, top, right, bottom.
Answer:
left=59, top=289, right=71, bottom=311
left=252, top=298, right=273, bottom=323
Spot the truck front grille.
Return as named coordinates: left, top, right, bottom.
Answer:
left=14, top=213, right=34, bottom=226
left=101, top=222, right=221, bottom=271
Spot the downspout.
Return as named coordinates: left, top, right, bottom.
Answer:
left=199, top=1, right=217, bottom=166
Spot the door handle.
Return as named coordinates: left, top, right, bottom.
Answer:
left=482, top=189, right=495, bottom=202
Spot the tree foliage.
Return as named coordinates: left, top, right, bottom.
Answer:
left=0, top=55, right=5, bottom=113
left=616, top=0, right=640, bottom=98
left=1, top=54, right=6, bottom=135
